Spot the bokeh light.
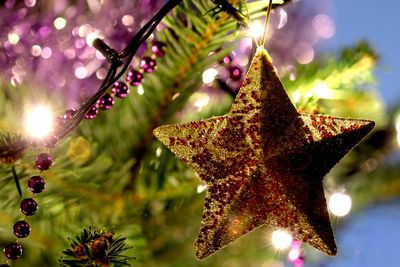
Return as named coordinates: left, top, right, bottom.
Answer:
left=75, top=66, right=88, bottom=79
left=312, top=14, right=335, bottom=39
left=288, top=248, right=301, bottom=261
left=8, top=32, right=20, bottom=45
left=293, top=42, right=314, bottom=64
left=54, top=17, right=67, bottom=30
left=272, top=229, right=293, bottom=250
left=328, top=192, right=352, bottom=217
left=41, top=47, right=53, bottom=59
left=202, top=68, right=218, bottom=84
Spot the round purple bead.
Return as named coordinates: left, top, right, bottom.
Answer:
left=54, top=116, right=66, bottom=127
left=13, top=220, right=31, bottom=238
left=151, top=41, right=166, bottom=57
left=43, top=135, right=59, bottom=148
left=35, top=153, right=53, bottom=170
left=228, top=66, right=242, bottom=81
left=126, top=69, right=143, bottom=86
left=55, top=108, right=77, bottom=127
left=84, top=106, right=98, bottom=120
left=64, top=108, right=77, bottom=119
left=140, top=57, right=156, bottom=73
left=3, top=242, right=22, bottom=260
left=98, top=93, right=114, bottom=110
left=112, top=82, right=129, bottom=98
left=221, top=55, right=232, bottom=65
left=28, top=176, right=46, bottom=193
left=20, top=198, right=38, bottom=216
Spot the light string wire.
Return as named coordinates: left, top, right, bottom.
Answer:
left=260, top=0, right=274, bottom=48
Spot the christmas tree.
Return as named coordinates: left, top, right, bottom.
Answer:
left=0, top=0, right=396, bottom=266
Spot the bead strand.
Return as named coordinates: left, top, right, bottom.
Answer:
left=2, top=153, right=52, bottom=265
left=82, top=40, right=166, bottom=120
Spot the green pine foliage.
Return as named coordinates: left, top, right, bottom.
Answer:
left=60, top=227, right=132, bottom=267
left=0, top=0, right=396, bottom=266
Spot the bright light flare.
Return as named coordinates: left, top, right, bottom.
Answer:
left=25, top=106, right=53, bottom=139
left=248, top=20, right=264, bottom=39
left=272, top=229, right=293, bottom=250
left=328, top=192, right=352, bottom=217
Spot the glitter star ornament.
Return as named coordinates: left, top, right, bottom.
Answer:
left=153, top=47, right=374, bottom=259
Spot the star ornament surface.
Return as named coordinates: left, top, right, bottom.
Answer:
left=153, top=47, right=374, bottom=259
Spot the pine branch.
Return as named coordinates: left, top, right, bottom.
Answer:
left=60, top=227, right=133, bottom=267
left=0, top=132, right=28, bottom=163
left=125, top=0, right=285, bottom=191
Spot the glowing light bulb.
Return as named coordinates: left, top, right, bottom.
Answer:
left=272, top=229, right=293, bottom=250
left=328, top=192, right=352, bottom=217
left=248, top=20, right=264, bottom=39
left=25, top=106, right=53, bottom=139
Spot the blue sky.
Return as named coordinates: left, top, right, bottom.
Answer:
left=326, top=0, right=400, bottom=108
left=309, top=1, right=400, bottom=266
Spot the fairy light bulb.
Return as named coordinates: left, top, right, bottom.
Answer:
left=25, top=106, right=53, bottom=139
left=272, top=229, right=293, bottom=250
left=328, top=192, right=352, bottom=217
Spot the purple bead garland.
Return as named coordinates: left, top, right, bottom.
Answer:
left=3, top=243, right=22, bottom=260
left=3, top=153, right=51, bottom=264
left=1, top=39, right=166, bottom=263
left=140, top=56, right=156, bottom=73
left=85, top=106, right=98, bottom=120
left=20, top=198, right=38, bottom=216
left=112, top=82, right=130, bottom=98
left=151, top=41, right=166, bottom=57
left=13, top=221, right=31, bottom=238
left=126, top=69, right=144, bottom=86
left=228, top=66, right=243, bottom=81
left=98, top=93, right=114, bottom=110
left=35, top=153, right=53, bottom=170
left=28, top=176, right=46, bottom=193
left=65, top=39, right=166, bottom=124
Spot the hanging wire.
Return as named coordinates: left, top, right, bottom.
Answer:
left=260, top=0, right=274, bottom=48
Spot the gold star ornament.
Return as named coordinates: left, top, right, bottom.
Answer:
left=153, top=47, right=374, bottom=259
